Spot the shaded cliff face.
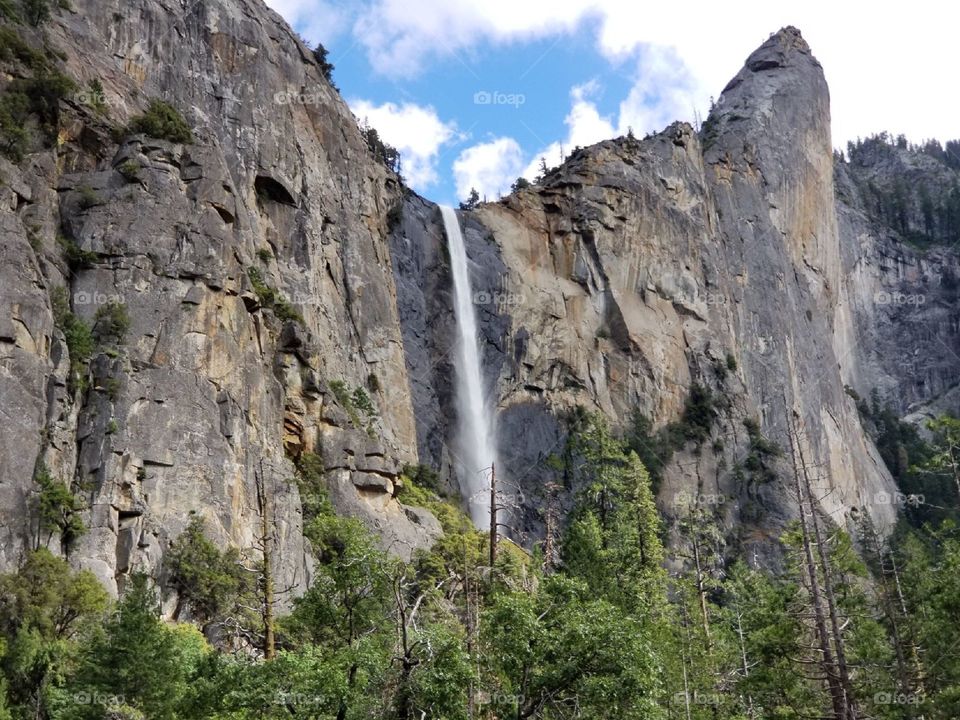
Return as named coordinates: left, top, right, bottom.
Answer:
left=835, top=146, right=960, bottom=422
left=0, top=4, right=951, bottom=594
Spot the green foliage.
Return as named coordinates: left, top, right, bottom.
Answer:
left=459, top=187, right=480, bottom=210
left=312, top=43, right=334, bottom=83
left=482, top=576, right=664, bottom=719
left=256, top=247, right=271, bottom=263
left=246, top=267, right=303, bottom=324
left=562, top=413, right=665, bottom=610
left=293, top=451, right=332, bottom=527
left=510, top=176, right=531, bottom=193
left=0, top=549, right=107, bottom=717
left=64, top=574, right=208, bottom=719
left=358, top=120, right=400, bottom=173
left=0, top=69, right=76, bottom=160
left=0, top=27, right=44, bottom=67
left=75, top=185, right=100, bottom=209
left=50, top=287, right=94, bottom=391
left=56, top=233, right=97, bottom=270
left=23, top=0, right=48, bottom=26
left=350, top=386, right=374, bottom=416
left=678, top=382, right=718, bottom=444
left=397, top=467, right=471, bottom=536
left=165, top=517, right=252, bottom=626
left=127, top=99, right=192, bottom=144
left=93, top=301, right=130, bottom=345
left=328, top=379, right=377, bottom=432
left=117, top=159, right=139, bottom=180
left=34, top=464, right=86, bottom=547
left=84, top=78, right=106, bottom=114
left=742, top=417, right=781, bottom=484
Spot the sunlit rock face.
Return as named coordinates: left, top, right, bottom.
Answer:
left=2, top=6, right=954, bottom=596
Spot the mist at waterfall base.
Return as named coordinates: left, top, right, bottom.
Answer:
left=440, top=206, right=499, bottom=530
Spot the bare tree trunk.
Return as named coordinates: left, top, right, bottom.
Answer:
left=489, top=463, right=497, bottom=568
left=786, top=412, right=846, bottom=720
left=692, top=535, right=712, bottom=649
left=256, top=461, right=275, bottom=660
left=795, top=435, right=857, bottom=719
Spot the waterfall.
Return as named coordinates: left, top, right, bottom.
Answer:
left=440, top=205, right=497, bottom=529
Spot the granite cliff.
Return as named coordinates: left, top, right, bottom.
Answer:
left=1, top=1, right=957, bottom=604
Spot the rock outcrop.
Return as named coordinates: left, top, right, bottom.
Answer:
left=1, top=3, right=957, bottom=598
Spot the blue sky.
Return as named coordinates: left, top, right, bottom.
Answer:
left=266, top=0, right=959, bottom=206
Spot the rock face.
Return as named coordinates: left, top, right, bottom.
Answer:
left=1, top=5, right=956, bottom=597
left=0, top=0, right=440, bottom=599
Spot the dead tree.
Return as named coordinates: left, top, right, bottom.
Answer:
left=255, top=460, right=276, bottom=660
left=785, top=411, right=848, bottom=720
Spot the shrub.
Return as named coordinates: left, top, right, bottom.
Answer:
left=128, top=99, right=193, bottom=144
left=678, top=383, right=717, bottom=444
left=294, top=452, right=332, bottom=525
left=256, top=248, right=272, bottom=263
left=0, top=27, right=45, bottom=66
left=246, top=267, right=302, bottom=323
left=84, top=78, right=107, bottom=113
left=272, top=297, right=302, bottom=323
left=351, top=386, right=375, bottom=416
left=312, top=43, right=334, bottom=83
left=93, top=301, right=130, bottom=345
left=24, top=0, right=49, bottom=25
left=117, top=159, right=140, bottom=179
left=51, top=287, right=94, bottom=389
left=511, top=177, right=531, bottom=193
left=56, top=233, right=97, bottom=269
left=34, top=463, right=86, bottom=546
left=165, top=517, right=251, bottom=624
left=77, top=184, right=101, bottom=209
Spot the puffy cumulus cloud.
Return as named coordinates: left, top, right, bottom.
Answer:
left=341, top=0, right=959, bottom=146
left=352, top=0, right=594, bottom=77
left=348, top=99, right=458, bottom=190
left=453, top=137, right=526, bottom=200
left=521, top=81, right=615, bottom=179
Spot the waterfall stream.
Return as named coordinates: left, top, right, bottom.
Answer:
left=440, top=205, right=498, bottom=529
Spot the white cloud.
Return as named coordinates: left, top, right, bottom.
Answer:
left=521, top=81, right=616, bottom=180
left=352, top=0, right=593, bottom=77
left=453, top=137, right=526, bottom=200
left=264, top=0, right=347, bottom=47
left=348, top=100, right=458, bottom=190
left=337, top=0, right=960, bottom=147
